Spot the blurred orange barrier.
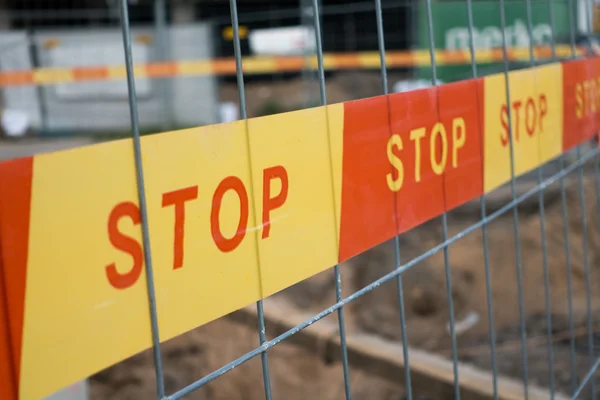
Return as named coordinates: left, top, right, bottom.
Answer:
left=0, top=45, right=584, bottom=87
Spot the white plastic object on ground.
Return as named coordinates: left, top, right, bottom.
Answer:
left=219, top=102, right=239, bottom=123
left=44, top=380, right=88, bottom=400
left=249, top=26, right=316, bottom=56
left=1, top=109, right=30, bottom=137
left=392, top=79, right=445, bottom=94
left=447, top=311, right=480, bottom=336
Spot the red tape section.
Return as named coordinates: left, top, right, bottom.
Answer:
left=0, top=268, right=17, bottom=400
left=563, top=57, right=600, bottom=148
left=0, top=157, right=34, bottom=399
left=339, top=80, right=484, bottom=263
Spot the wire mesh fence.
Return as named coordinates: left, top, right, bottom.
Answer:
left=2, top=0, right=600, bottom=400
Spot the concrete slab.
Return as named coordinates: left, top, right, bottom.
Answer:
left=44, top=380, right=88, bottom=400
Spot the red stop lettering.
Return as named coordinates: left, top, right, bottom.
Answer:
left=162, top=186, right=199, bottom=270
left=211, top=176, right=249, bottom=252
left=500, top=94, right=547, bottom=147
left=262, top=165, right=289, bottom=239
left=105, top=202, right=143, bottom=290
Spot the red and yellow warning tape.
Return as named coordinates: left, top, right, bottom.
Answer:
left=0, top=45, right=584, bottom=87
left=0, top=53, right=598, bottom=400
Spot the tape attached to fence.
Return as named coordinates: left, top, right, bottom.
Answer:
left=0, top=55, right=599, bottom=400
left=0, top=45, right=584, bottom=87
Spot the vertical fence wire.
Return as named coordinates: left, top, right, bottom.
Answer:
left=118, top=0, right=166, bottom=398
left=497, top=0, right=530, bottom=396
left=153, top=0, right=171, bottom=131
left=586, top=0, right=600, bottom=391
left=564, top=0, right=580, bottom=392
left=373, top=1, right=413, bottom=398
left=423, top=0, right=461, bottom=397
left=228, top=1, right=274, bottom=399
left=521, top=0, right=556, bottom=397
left=310, top=1, right=353, bottom=398
left=464, top=0, right=499, bottom=397
left=576, top=93, right=597, bottom=400
left=581, top=1, right=598, bottom=397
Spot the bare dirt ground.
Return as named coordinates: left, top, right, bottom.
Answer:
left=90, top=317, right=404, bottom=400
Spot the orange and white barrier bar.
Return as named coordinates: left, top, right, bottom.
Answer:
left=1, top=54, right=599, bottom=400
left=0, top=45, right=583, bottom=87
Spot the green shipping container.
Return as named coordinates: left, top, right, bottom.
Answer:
left=416, top=0, right=575, bottom=82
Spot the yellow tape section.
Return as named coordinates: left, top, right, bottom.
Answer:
left=105, top=65, right=147, bottom=79
left=512, top=48, right=532, bottom=60
left=483, top=68, right=540, bottom=192
left=473, top=49, right=495, bottom=63
left=107, top=66, right=127, bottom=80
left=320, top=55, right=337, bottom=70
left=21, top=140, right=149, bottom=399
left=536, top=63, right=564, bottom=164
left=247, top=107, right=339, bottom=297
left=18, top=104, right=348, bottom=397
left=143, top=123, right=262, bottom=339
left=244, top=58, right=277, bottom=73
left=177, top=61, right=213, bottom=76
left=134, top=65, right=148, bottom=78
left=357, top=53, right=380, bottom=68
left=33, top=68, right=73, bottom=85
left=412, top=51, right=433, bottom=66
left=302, top=56, right=319, bottom=70
left=327, top=103, right=344, bottom=245
left=20, top=121, right=266, bottom=399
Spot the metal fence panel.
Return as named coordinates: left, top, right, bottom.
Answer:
left=1, top=0, right=600, bottom=400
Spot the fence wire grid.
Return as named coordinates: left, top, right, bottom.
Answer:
left=4, top=0, right=600, bottom=399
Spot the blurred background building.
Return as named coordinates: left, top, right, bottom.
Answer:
left=0, top=0, right=597, bottom=137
